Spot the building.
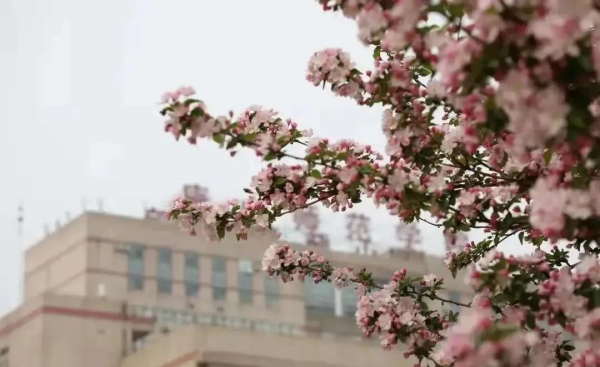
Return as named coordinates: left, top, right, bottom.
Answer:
left=0, top=211, right=470, bottom=367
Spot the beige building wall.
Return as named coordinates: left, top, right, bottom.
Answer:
left=24, top=214, right=90, bottom=301
left=6, top=211, right=471, bottom=367
left=0, top=294, right=156, bottom=367
left=121, top=325, right=415, bottom=367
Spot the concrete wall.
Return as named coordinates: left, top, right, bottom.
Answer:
left=120, top=327, right=198, bottom=367
left=120, top=325, right=416, bottom=367
left=24, top=213, right=90, bottom=301
left=0, top=296, right=45, bottom=367
left=0, top=294, right=156, bottom=367
left=9, top=212, right=472, bottom=367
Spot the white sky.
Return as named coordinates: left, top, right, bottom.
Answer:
left=0, top=0, right=530, bottom=315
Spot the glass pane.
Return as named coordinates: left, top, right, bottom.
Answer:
left=184, top=252, right=199, bottom=297
left=185, top=283, right=199, bottom=297
left=238, top=260, right=252, bottom=273
left=238, top=260, right=253, bottom=304
left=265, top=276, right=279, bottom=308
left=128, top=245, right=144, bottom=291
left=213, top=257, right=226, bottom=273
left=342, top=287, right=359, bottom=316
left=129, top=274, right=144, bottom=291
left=157, top=249, right=172, bottom=294
left=185, top=252, right=199, bottom=268
left=212, top=257, right=227, bottom=301
left=305, top=281, right=335, bottom=312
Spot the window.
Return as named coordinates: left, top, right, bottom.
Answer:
left=128, top=245, right=145, bottom=291
left=448, top=290, right=461, bottom=313
left=132, top=330, right=150, bottom=352
left=342, top=287, right=359, bottom=317
left=157, top=249, right=172, bottom=294
left=184, top=252, right=200, bottom=297
left=212, top=257, right=227, bottom=300
left=238, top=260, right=253, bottom=304
left=305, top=281, right=335, bottom=312
left=265, top=275, right=280, bottom=308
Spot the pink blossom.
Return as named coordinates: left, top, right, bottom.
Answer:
left=422, top=274, right=439, bottom=287
left=356, top=4, right=387, bottom=45
left=575, top=308, right=600, bottom=342
left=497, top=69, right=568, bottom=150
left=529, top=176, right=569, bottom=236
left=339, top=166, right=358, bottom=184
left=262, top=244, right=281, bottom=271
left=331, top=267, right=356, bottom=288
left=570, top=348, right=600, bottom=367
left=426, top=174, right=447, bottom=194
left=255, top=214, right=270, bottom=228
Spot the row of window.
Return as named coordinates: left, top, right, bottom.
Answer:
left=304, top=281, right=358, bottom=317
left=127, top=246, right=279, bottom=306
left=127, top=246, right=464, bottom=316
left=129, top=305, right=302, bottom=337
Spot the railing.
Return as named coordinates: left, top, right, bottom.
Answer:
left=128, top=305, right=303, bottom=353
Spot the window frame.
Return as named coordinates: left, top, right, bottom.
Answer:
left=212, top=257, right=227, bottom=301
left=238, top=259, right=254, bottom=304
left=157, top=248, right=172, bottom=294
left=127, top=244, right=145, bottom=291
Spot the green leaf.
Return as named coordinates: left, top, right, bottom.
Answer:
left=184, top=98, right=200, bottom=106
left=212, top=133, right=225, bottom=144
left=417, top=66, right=432, bottom=77
left=264, top=152, right=276, bottom=161
left=274, top=177, right=287, bottom=186
left=450, top=266, right=458, bottom=278
left=518, top=232, right=524, bottom=245
left=241, top=133, right=257, bottom=143
left=190, top=107, right=205, bottom=118
left=217, top=226, right=225, bottom=239
left=544, top=149, right=553, bottom=165
left=447, top=3, right=465, bottom=18
left=226, top=138, right=238, bottom=150
left=373, top=46, right=381, bottom=60
left=350, top=69, right=362, bottom=77
left=526, top=313, right=536, bottom=329
left=310, top=170, right=322, bottom=179
left=563, top=344, right=575, bottom=352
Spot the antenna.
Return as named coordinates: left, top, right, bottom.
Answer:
left=43, top=224, right=50, bottom=235
left=396, top=222, right=422, bottom=252
left=17, top=203, right=23, bottom=237
left=293, top=206, right=329, bottom=248
left=183, top=184, right=210, bottom=203
left=346, top=213, right=372, bottom=255
left=17, top=202, right=24, bottom=304
left=97, top=199, right=104, bottom=212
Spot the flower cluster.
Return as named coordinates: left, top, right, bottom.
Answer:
left=262, top=244, right=452, bottom=358
left=157, top=0, right=600, bottom=366
left=306, top=48, right=362, bottom=100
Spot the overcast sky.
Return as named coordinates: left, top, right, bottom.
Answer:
left=0, top=0, right=531, bottom=315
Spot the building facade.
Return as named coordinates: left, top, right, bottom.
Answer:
left=0, top=212, right=470, bottom=367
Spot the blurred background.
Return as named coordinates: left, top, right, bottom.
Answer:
left=0, top=0, right=458, bottom=315
left=0, top=2, right=541, bottom=367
